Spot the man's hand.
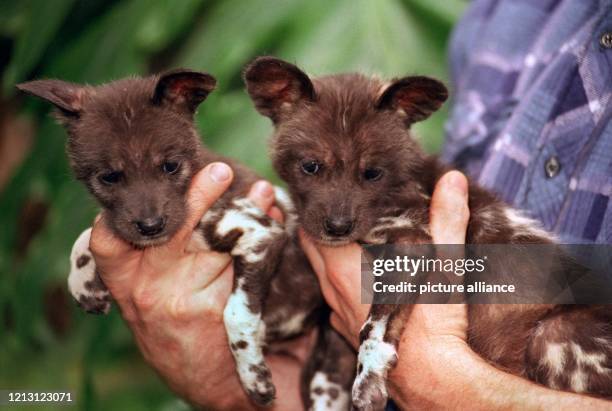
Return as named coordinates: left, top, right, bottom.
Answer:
left=90, top=162, right=310, bottom=410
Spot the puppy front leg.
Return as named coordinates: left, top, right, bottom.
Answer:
left=68, top=228, right=112, bottom=314
left=224, top=272, right=275, bottom=406
left=203, top=199, right=287, bottom=406
left=352, top=304, right=407, bottom=411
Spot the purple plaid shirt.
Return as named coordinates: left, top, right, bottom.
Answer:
left=443, top=0, right=612, bottom=244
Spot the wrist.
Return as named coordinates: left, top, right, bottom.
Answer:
left=389, top=338, right=521, bottom=410
left=389, top=339, right=609, bottom=410
left=388, top=339, right=484, bottom=409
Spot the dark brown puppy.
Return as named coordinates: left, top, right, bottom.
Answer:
left=244, top=56, right=612, bottom=410
left=18, top=71, right=355, bottom=409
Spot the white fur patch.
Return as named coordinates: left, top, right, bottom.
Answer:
left=276, top=311, right=307, bottom=336
left=223, top=278, right=270, bottom=396
left=376, top=215, right=415, bottom=229
left=504, top=208, right=554, bottom=240
left=309, top=371, right=349, bottom=411
left=216, top=198, right=281, bottom=263
left=543, top=342, right=566, bottom=380
left=273, top=186, right=298, bottom=234
left=570, top=367, right=588, bottom=392
left=364, top=213, right=421, bottom=244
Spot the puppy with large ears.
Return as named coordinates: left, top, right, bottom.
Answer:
left=244, top=57, right=447, bottom=247
left=244, top=57, right=612, bottom=410
left=18, top=70, right=356, bottom=409
left=18, top=70, right=217, bottom=248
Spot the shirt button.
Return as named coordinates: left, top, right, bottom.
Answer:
left=601, top=32, right=612, bottom=49
left=545, top=156, right=561, bottom=178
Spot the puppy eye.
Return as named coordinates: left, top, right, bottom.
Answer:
left=364, top=168, right=384, bottom=181
left=99, top=171, right=123, bottom=185
left=162, top=161, right=180, bottom=175
left=301, top=160, right=321, bottom=175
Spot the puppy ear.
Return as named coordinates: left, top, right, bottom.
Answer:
left=152, top=69, right=217, bottom=114
left=243, top=56, right=315, bottom=123
left=377, top=76, right=448, bottom=125
left=16, top=79, right=85, bottom=118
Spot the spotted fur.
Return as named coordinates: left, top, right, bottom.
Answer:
left=309, top=372, right=350, bottom=411
left=68, top=228, right=111, bottom=314
left=352, top=316, right=397, bottom=410
left=244, top=56, right=612, bottom=410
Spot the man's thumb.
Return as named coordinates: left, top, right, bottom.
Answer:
left=175, top=162, right=233, bottom=242
left=430, top=171, right=469, bottom=245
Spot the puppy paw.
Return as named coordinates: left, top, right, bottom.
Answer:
left=76, top=291, right=112, bottom=315
left=351, top=369, right=388, bottom=411
left=244, top=363, right=276, bottom=406
left=70, top=267, right=112, bottom=315
left=351, top=334, right=397, bottom=411
left=69, top=228, right=112, bottom=315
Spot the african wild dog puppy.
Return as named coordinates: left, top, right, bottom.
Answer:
left=243, top=57, right=612, bottom=410
left=18, top=71, right=355, bottom=409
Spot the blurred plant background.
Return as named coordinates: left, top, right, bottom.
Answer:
left=0, top=0, right=464, bottom=409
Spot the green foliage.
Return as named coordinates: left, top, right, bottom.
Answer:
left=0, top=1, right=464, bottom=409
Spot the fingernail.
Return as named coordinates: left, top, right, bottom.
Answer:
left=253, top=180, right=273, bottom=198
left=444, top=171, right=468, bottom=195
left=209, top=163, right=230, bottom=182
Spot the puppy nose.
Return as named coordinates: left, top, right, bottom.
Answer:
left=323, top=217, right=355, bottom=237
left=135, top=217, right=165, bottom=236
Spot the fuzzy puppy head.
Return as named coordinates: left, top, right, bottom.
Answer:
left=244, top=57, right=447, bottom=245
left=18, top=70, right=216, bottom=246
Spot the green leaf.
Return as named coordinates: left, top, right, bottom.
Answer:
left=2, top=0, right=75, bottom=93
left=135, top=0, right=204, bottom=52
